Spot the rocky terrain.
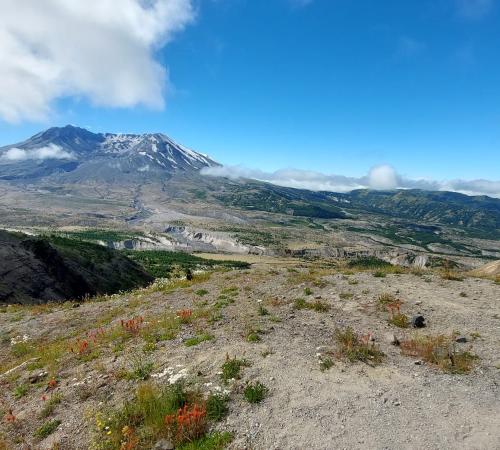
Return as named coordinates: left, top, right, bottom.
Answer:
left=0, top=259, right=499, bottom=449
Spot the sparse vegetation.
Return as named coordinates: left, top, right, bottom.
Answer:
left=40, top=393, right=63, bottom=418
left=13, top=384, right=29, bottom=399
left=334, top=327, right=385, bottom=365
left=206, top=394, right=229, bottom=421
left=348, top=257, right=392, bottom=270
left=185, top=333, right=214, bottom=347
left=35, top=419, right=61, bottom=439
left=257, top=304, right=269, bottom=316
left=92, top=382, right=191, bottom=448
left=441, top=270, right=464, bottom=281
left=243, top=381, right=268, bottom=403
left=246, top=330, right=261, bottom=343
left=377, top=293, right=396, bottom=308
left=124, top=250, right=249, bottom=279
left=177, top=432, right=233, bottom=450
left=400, top=335, right=478, bottom=374
left=221, top=357, right=248, bottom=382
left=319, top=357, right=334, bottom=371
left=387, top=301, right=410, bottom=328
left=293, top=298, right=330, bottom=312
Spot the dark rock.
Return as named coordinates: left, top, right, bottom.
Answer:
left=411, top=315, right=426, bottom=328
left=29, top=371, right=48, bottom=384
left=455, top=336, right=467, bottom=343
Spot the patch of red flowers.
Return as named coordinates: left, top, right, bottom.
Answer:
left=4, top=409, right=16, bottom=423
left=176, top=309, right=193, bottom=323
left=164, top=403, right=207, bottom=444
left=121, top=316, right=144, bottom=335
left=47, top=378, right=57, bottom=390
left=69, top=327, right=106, bottom=355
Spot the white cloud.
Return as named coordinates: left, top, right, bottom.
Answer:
left=367, top=165, right=399, bottom=190
left=0, top=0, right=194, bottom=123
left=1, top=144, right=75, bottom=161
left=201, top=165, right=500, bottom=198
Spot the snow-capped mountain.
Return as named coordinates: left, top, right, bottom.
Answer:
left=0, top=125, right=218, bottom=181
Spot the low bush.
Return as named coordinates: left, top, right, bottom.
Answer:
left=206, top=394, right=229, bottom=421
left=221, top=357, right=248, bottom=382
left=243, top=382, right=268, bottom=403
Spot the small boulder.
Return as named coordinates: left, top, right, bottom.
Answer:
left=29, top=371, right=48, bottom=384
left=153, top=439, right=174, bottom=450
left=411, top=315, right=426, bottom=328
left=386, top=333, right=400, bottom=346
left=455, top=336, right=467, bottom=343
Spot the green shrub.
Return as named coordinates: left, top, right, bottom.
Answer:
left=257, top=305, right=269, bottom=316
left=36, top=419, right=61, bottom=439
left=246, top=332, right=261, bottom=343
left=221, top=357, right=248, bottom=382
left=206, top=394, right=229, bottom=421
left=243, top=382, right=268, bottom=403
left=348, top=257, right=392, bottom=270
left=14, top=384, right=29, bottom=399
left=177, top=432, right=233, bottom=450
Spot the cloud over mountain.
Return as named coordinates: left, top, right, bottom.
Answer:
left=1, top=144, right=74, bottom=162
left=202, top=164, right=500, bottom=198
left=0, top=0, right=194, bottom=123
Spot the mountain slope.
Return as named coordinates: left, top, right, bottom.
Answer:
left=0, top=125, right=218, bottom=182
left=336, top=189, right=500, bottom=231
left=0, top=231, right=153, bottom=304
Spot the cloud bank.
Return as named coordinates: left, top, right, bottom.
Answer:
left=1, top=144, right=75, bottom=162
left=0, top=0, right=194, bottom=123
left=201, top=164, right=500, bottom=198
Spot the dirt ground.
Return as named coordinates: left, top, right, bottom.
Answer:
left=1, top=263, right=499, bottom=449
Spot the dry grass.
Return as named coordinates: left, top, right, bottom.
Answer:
left=400, top=334, right=478, bottom=374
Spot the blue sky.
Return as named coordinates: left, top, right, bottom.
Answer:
left=1, top=0, right=499, bottom=185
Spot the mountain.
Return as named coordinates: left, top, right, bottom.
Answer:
left=0, top=230, right=153, bottom=304
left=0, top=125, right=499, bottom=237
left=0, top=125, right=218, bottom=182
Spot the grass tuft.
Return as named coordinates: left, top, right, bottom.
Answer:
left=221, top=356, right=248, bottom=382
left=243, top=382, right=268, bottom=403
left=334, top=327, right=385, bottom=365
left=400, top=335, right=478, bottom=374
